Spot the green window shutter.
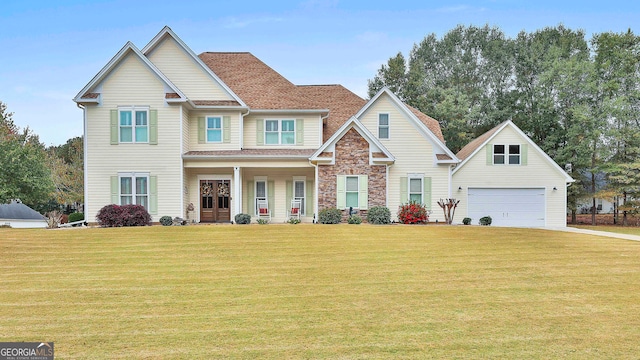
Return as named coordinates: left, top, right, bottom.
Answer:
left=486, top=144, right=493, bottom=165
left=358, top=175, right=368, bottom=210
left=336, top=175, right=346, bottom=209
left=223, top=116, right=231, bottom=143
left=521, top=144, right=528, bottom=166
left=296, top=119, right=304, bottom=145
left=149, top=109, right=158, bottom=145
left=268, top=181, right=275, bottom=216
left=110, top=109, right=118, bottom=145
left=246, top=181, right=254, bottom=215
left=400, top=177, right=408, bottom=203
left=198, top=117, right=205, bottom=144
left=256, top=119, right=264, bottom=145
left=110, top=176, right=119, bottom=204
left=424, top=177, right=432, bottom=210
left=149, top=175, right=158, bottom=215
left=306, top=180, right=314, bottom=216
left=286, top=181, right=293, bottom=210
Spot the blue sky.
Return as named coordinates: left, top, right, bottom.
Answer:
left=2, top=0, right=640, bottom=145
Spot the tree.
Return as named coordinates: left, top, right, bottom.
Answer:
left=47, top=137, right=84, bottom=205
left=367, top=52, right=408, bottom=99
left=0, top=102, right=55, bottom=210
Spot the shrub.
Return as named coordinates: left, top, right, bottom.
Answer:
left=318, top=207, right=342, bottom=224
left=234, top=213, right=251, bottom=224
left=479, top=216, right=492, bottom=226
left=397, top=200, right=428, bottom=224
left=347, top=215, right=362, bottom=224
left=463, top=217, right=472, bottom=225
left=367, top=206, right=391, bottom=224
left=287, top=218, right=301, bottom=224
left=96, top=204, right=151, bottom=227
left=257, top=218, right=269, bottom=225
left=68, top=212, right=84, bottom=223
left=46, top=211, right=63, bottom=229
left=159, top=216, right=173, bottom=226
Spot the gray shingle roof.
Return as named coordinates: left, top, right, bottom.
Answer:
left=0, top=202, right=46, bottom=220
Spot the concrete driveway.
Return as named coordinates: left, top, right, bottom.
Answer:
left=546, top=226, right=640, bottom=242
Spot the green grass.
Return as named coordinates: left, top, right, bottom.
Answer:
left=573, top=225, right=640, bottom=236
left=1, top=225, right=640, bottom=359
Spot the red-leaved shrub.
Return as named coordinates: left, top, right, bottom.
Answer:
left=96, top=204, right=151, bottom=227
left=397, top=200, right=429, bottom=224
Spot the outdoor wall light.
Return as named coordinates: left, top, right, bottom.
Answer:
left=553, top=187, right=558, bottom=191
left=458, top=186, right=462, bottom=191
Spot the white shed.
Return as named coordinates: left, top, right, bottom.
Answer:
left=0, top=201, right=47, bottom=228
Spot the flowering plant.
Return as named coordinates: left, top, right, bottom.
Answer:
left=397, top=200, right=428, bottom=224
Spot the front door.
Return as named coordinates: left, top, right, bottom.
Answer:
left=200, top=180, right=231, bottom=222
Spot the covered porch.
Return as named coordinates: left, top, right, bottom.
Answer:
left=183, top=150, right=316, bottom=223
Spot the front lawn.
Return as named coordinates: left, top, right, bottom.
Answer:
left=1, top=225, right=639, bottom=358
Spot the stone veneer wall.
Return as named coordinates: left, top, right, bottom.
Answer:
left=318, top=128, right=386, bottom=221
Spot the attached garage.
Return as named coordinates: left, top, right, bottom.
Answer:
left=467, top=188, right=546, bottom=227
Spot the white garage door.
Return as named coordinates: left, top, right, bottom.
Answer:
left=468, top=188, right=545, bottom=227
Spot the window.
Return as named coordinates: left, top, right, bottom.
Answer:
left=293, top=179, right=305, bottom=215
left=493, top=145, right=505, bottom=164
left=409, top=177, right=423, bottom=203
left=378, top=113, right=389, bottom=139
left=494, top=144, right=521, bottom=165
left=265, top=119, right=295, bottom=145
left=508, top=145, right=521, bottom=165
left=255, top=179, right=267, bottom=215
left=120, top=173, right=149, bottom=209
left=207, top=116, right=222, bottom=142
left=345, top=176, right=359, bottom=208
left=119, top=107, right=148, bottom=143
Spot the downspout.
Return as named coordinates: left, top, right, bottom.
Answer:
left=237, top=108, right=250, bottom=216
left=240, top=108, right=250, bottom=149
left=309, top=160, right=319, bottom=223
left=76, top=103, right=88, bottom=221
left=448, top=164, right=453, bottom=199
left=180, top=105, right=184, bottom=218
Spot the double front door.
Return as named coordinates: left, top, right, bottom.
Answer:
left=200, top=180, right=230, bottom=222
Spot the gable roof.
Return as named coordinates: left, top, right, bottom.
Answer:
left=310, top=116, right=394, bottom=163
left=141, top=26, right=246, bottom=108
left=0, top=202, right=46, bottom=221
left=297, top=84, right=367, bottom=142
left=73, top=41, right=187, bottom=103
left=356, top=87, right=458, bottom=162
left=456, top=121, right=508, bottom=161
left=452, top=120, right=574, bottom=182
left=199, top=52, right=325, bottom=110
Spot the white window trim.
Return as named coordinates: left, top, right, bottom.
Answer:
left=408, top=173, right=424, bottom=204
left=345, top=175, right=359, bottom=209
left=254, top=176, right=268, bottom=216
left=378, top=113, right=390, bottom=140
left=293, top=176, right=306, bottom=216
left=265, top=119, right=296, bottom=145
left=493, top=144, right=521, bottom=165
left=118, top=106, right=149, bottom=143
left=206, top=115, right=223, bottom=143
left=118, top=172, right=150, bottom=209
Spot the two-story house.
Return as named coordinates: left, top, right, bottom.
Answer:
left=74, top=26, right=572, bottom=227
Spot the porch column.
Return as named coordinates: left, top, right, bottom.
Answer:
left=234, top=166, right=241, bottom=218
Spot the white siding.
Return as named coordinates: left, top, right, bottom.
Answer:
left=452, top=125, right=568, bottom=227
left=357, top=94, right=451, bottom=221
left=85, top=53, right=183, bottom=223
left=147, top=37, right=233, bottom=101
